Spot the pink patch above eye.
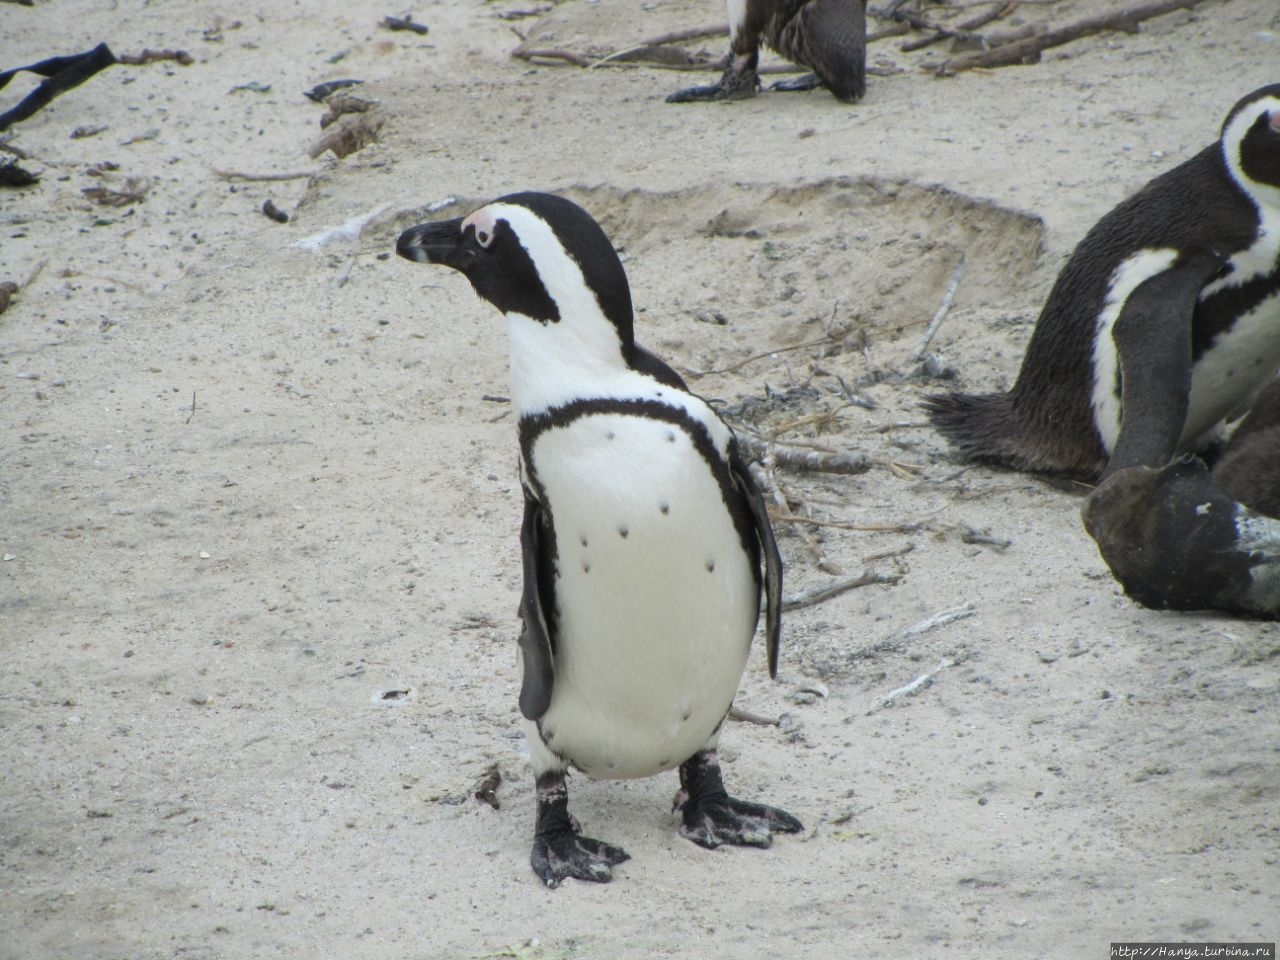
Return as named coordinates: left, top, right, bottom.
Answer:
left=1271, top=111, right=1280, bottom=133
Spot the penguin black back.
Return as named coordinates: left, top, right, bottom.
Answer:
left=925, top=84, right=1280, bottom=481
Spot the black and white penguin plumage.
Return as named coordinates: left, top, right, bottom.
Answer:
left=1083, top=376, right=1280, bottom=619
left=395, top=192, right=801, bottom=886
left=667, top=0, right=866, bottom=103
left=925, top=84, right=1280, bottom=482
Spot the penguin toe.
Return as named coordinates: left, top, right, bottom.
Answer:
left=767, top=72, right=822, bottom=94
left=678, top=795, right=803, bottom=850
left=531, top=829, right=630, bottom=888
left=666, top=67, right=759, bottom=103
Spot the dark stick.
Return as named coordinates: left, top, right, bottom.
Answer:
left=929, top=0, right=1215, bottom=73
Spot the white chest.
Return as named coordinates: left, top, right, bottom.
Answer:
left=528, top=411, right=758, bottom=779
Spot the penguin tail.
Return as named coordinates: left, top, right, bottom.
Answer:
left=921, top=391, right=1104, bottom=479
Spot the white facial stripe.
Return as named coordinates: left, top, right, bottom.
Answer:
left=462, top=209, right=497, bottom=247
left=1204, top=99, right=1280, bottom=298
left=1222, top=96, right=1280, bottom=202
left=1091, top=248, right=1179, bottom=453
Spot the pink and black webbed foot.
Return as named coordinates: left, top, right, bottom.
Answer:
left=673, top=750, right=803, bottom=849
left=530, top=772, right=629, bottom=888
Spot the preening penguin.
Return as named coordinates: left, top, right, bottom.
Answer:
left=925, top=84, right=1280, bottom=481
left=1083, top=377, right=1280, bottom=619
left=667, top=0, right=866, bottom=103
left=396, top=192, right=801, bottom=886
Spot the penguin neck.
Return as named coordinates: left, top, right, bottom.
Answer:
left=506, top=310, right=638, bottom=416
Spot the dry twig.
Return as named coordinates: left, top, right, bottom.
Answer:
left=728, top=706, right=781, bottom=726
left=782, top=570, right=903, bottom=611
left=739, top=434, right=873, bottom=475
left=119, top=49, right=194, bottom=66
left=927, top=0, right=1214, bottom=73
left=913, top=254, right=965, bottom=361
left=900, top=1, right=1019, bottom=51
left=214, top=168, right=316, bottom=182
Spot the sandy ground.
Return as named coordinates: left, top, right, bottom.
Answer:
left=2, top=1, right=1278, bottom=957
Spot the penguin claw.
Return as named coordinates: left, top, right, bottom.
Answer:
left=768, top=72, right=821, bottom=94
left=666, top=64, right=758, bottom=103
left=531, top=830, right=630, bottom=888
left=665, top=81, right=756, bottom=103
left=678, top=795, right=804, bottom=850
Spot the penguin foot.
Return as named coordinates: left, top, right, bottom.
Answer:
left=531, top=771, right=629, bottom=888
left=666, top=62, right=758, bottom=103
left=674, top=751, right=803, bottom=850
left=768, top=72, right=821, bottom=94
left=531, top=827, right=630, bottom=888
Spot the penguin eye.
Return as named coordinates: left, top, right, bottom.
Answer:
left=475, top=228, right=492, bottom=248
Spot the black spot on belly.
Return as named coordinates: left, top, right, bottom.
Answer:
left=659, top=501, right=670, bottom=515
left=658, top=757, right=670, bottom=767
left=682, top=710, right=692, bottom=721
left=705, top=559, right=716, bottom=573
left=606, top=429, right=615, bottom=440
left=582, top=559, right=591, bottom=573
left=666, top=431, right=676, bottom=443
left=580, top=534, right=588, bottom=547
left=618, top=525, right=629, bottom=538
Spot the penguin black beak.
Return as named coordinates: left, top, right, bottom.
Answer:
left=396, top=217, right=478, bottom=272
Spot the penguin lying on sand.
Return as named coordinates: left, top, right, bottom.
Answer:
left=925, top=84, right=1280, bottom=482
left=1084, top=379, right=1280, bottom=619
left=396, top=192, right=802, bottom=886
left=667, top=0, right=866, bottom=103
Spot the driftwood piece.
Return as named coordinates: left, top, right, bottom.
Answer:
left=214, top=168, right=315, bottom=182
left=118, top=49, right=194, bottom=66
left=739, top=435, right=873, bottom=476
left=900, top=1, right=1019, bottom=51
left=782, top=571, right=903, bottom=611
left=928, top=0, right=1214, bottom=74
left=913, top=254, right=965, bottom=361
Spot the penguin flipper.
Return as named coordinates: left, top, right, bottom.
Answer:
left=1104, top=251, right=1226, bottom=478
left=518, top=490, right=556, bottom=721
left=732, top=447, right=783, bottom=679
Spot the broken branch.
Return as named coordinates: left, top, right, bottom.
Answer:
left=928, top=0, right=1214, bottom=73
left=913, top=254, right=965, bottom=361
left=782, top=570, right=903, bottom=611
left=739, top=435, right=873, bottom=475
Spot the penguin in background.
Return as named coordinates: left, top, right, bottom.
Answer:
left=667, top=0, right=867, bottom=103
left=925, top=84, right=1280, bottom=483
left=396, top=192, right=802, bottom=886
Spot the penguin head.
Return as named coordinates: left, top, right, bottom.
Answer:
left=1221, top=83, right=1280, bottom=195
left=396, top=192, right=635, bottom=350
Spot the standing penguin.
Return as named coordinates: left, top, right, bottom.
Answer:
left=667, top=0, right=866, bottom=103
left=396, top=192, right=802, bottom=886
left=925, top=84, right=1280, bottom=481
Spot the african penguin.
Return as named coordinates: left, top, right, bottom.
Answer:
left=1083, top=377, right=1280, bottom=619
left=666, top=0, right=866, bottom=103
left=925, top=83, right=1280, bottom=482
left=395, top=191, right=801, bottom=886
